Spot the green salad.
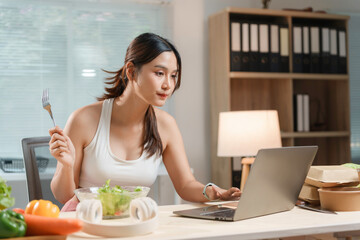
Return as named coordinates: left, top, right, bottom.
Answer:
left=97, top=180, right=142, bottom=216
left=0, top=177, right=14, bottom=210
left=342, top=163, right=360, bottom=169
left=342, top=163, right=360, bottom=188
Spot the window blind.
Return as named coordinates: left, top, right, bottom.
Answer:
left=0, top=0, right=172, bottom=159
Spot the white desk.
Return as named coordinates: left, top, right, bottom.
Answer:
left=62, top=203, right=360, bottom=240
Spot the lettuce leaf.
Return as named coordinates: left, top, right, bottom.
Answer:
left=0, top=176, right=15, bottom=210
left=97, top=180, right=143, bottom=216
left=342, top=163, right=360, bottom=169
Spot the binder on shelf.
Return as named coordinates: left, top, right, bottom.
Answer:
left=249, top=23, right=259, bottom=72
left=270, top=24, right=280, bottom=72
left=321, top=27, right=331, bottom=73
left=294, top=94, right=310, bottom=132
left=294, top=94, right=304, bottom=132
left=280, top=25, right=289, bottom=72
left=310, top=26, right=321, bottom=73
left=330, top=28, right=338, bottom=74
left=230, top=21, right=242, bottom=71
left=241, top=22, right=250, bottom=71
left=338, top=29, right=347, bottom=74
left=303, top=94, right=310, bottom=132
left=293, top=25, right=303, bottom=73
left=259, top=23, right=270, bottom=72
left=302, top=26, right=311, bottom=73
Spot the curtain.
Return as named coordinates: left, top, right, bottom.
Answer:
left=0, top=0, right=172, bottom=159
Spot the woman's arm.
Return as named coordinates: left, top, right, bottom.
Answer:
left=49, top=108, right=93, bottom=204
left=160, top=113, right=241, bottom=202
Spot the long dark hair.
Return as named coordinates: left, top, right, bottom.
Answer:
left=98, top=33, right=182, bottom=158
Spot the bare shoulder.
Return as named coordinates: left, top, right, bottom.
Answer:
left=69, top=101, right=103, bottom=124
left=154, top=108, right=179, bottom=148
left=154, top=108, right=177, bottom=130
left=65, top=101, right=103, bottom=146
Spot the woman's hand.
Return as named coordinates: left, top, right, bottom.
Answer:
left=49, top=126, right=75, bottom=168
left=206, top=185, right=241, bottom=201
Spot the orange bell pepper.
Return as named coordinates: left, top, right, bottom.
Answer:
left=25, top=200, right=60, bottom=218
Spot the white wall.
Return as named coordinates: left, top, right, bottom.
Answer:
left=170, top=0, right=360, bottom=189
left=171, top=0, right=208, bottom=185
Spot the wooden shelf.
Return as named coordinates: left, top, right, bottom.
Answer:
left=209, top=8, right=351, bottom=189
left=229, top=72, right=349, bottom=80
left=223, top=7, right=350, bottom=20
left=281, top=131, right=350, bottom=138
left=291, top=73, right=349, bottom=81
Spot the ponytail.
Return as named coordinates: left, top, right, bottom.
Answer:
left=143, top=105, right=163, bottom=157
left=97, top=67, right=128, bottom=101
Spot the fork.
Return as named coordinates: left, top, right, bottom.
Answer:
left=42, top=88, right=56, bottom=127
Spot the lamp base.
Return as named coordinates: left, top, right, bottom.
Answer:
left=240, top=157, right=255, bottom=191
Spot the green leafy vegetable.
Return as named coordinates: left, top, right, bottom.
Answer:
left=342, top=163, right=360, bottom=169
left=97, top=180, right=142, bottom=216
left=342, top=163, right=360, bottom=188
left=0, top=177, right=15, bottom=210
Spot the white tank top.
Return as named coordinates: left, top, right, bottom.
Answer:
left=78, top=98, right=162, bottom=188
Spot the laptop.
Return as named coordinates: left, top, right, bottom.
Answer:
left=173, top=146, right=318, bottom=221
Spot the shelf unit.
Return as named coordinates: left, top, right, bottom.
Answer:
left=209, top=7, right=350, bottom=189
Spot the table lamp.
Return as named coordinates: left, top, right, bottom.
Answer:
left=217, top=110, right=282, bottom=191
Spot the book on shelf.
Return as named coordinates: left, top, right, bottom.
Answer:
left=249, top=23, right=259, bottom=72
left=259, top=23, right=270, bottom=72
left=310, top=26, right=321, bottom=73
left=293, top=25, right=303, bottom=73
left=330, top=28, right=338, bottom=74
left=230, top=21, right=242, bottom=71
left=302, top=26, right=311, bottom=73
left=294, top=94, right=304, bottom=132
left=338, top=28, right=347, bottom=73
left=270, top=24, right=281, bottom=72
left=321, top=26, right=331, bottom=73
left=303, top=94, right=310, bottom=132
left=241, top=22, right=250, bottom=71
left=294, top=94, right=310, bottom=132
left=280, top=25, right=289, bottom=72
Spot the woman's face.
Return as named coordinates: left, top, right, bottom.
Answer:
left=133, top=51, right=178, bottom=107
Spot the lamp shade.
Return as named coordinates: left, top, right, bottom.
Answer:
left=217, top=110, right=282, bottom=157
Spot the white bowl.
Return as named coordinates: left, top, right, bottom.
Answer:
left=74, top=186, right=150, bottom=218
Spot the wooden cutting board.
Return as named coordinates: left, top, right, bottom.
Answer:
left=7, top=235, right=67, bottom=240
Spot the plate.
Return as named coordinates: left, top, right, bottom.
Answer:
left=81, top=216, right=158, bottom=237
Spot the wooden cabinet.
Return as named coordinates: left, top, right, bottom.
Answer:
left=209, top=8, right=350, bottom=189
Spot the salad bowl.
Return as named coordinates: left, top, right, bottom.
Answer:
left=74, top=181, right=150, bottom=219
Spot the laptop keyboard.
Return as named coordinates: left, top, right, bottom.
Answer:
left=200, top=208, right=235, bottom=218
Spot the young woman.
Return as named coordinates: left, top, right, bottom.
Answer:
left=49, top=33, right=241, bottom=210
